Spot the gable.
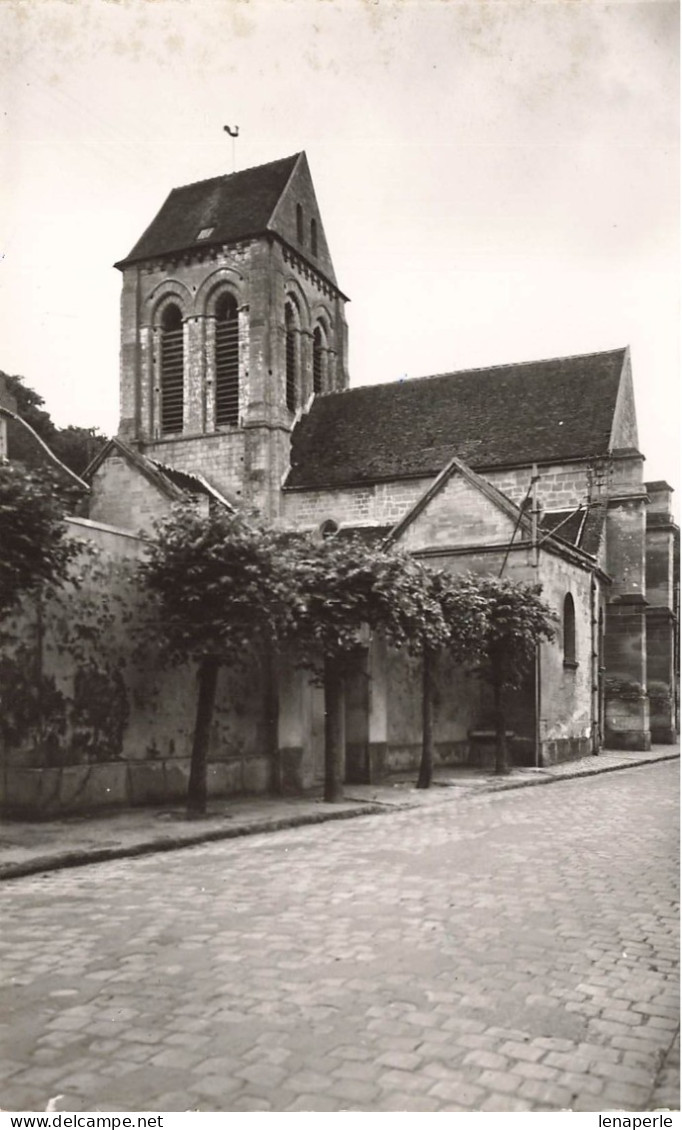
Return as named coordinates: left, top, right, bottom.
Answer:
left=287, top=348, right=628, bottom=490
left=609, top=348, right=639, bottom=451
left=391, top=463, right=522, bottom=553
left=87, top=448, right=179, bottom=533
left=268, top=153, right=338, bottom=285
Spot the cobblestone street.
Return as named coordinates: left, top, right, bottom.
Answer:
left=1, top=761, right=678, bottom=1113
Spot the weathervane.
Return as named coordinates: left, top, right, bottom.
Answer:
left=223, top=125, right=239, bottom=173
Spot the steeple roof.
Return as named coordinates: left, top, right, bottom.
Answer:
left=116, top=153, right=302, bottom=268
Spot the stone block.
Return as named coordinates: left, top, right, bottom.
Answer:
left=2, top=767, right=61, bottom=815
left=128, top=761, right=167, bottom=805
left=164, top=759, right=191, bottom=801
left=58, top=765, right=98, bottom=809
left=242, top=756, right=269, bottom=794
left=206, top=760, right=232, bottom=797
left=280, top=747, right=304, bottom=793
left=66, top=763, right=129, bottom=810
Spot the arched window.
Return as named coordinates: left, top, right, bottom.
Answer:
left=214, top=293, right=239, bottom=427
left=160, top=303, right=184, bottom=435
left=296, top=203, right=304, bottom=245
left=563, top=593, right=577, bottom=666
left=285, top=301, right=299, bottom=412
left=312, top=325, right=324, bottom=395
left=310, top=217, right=318, bottom=257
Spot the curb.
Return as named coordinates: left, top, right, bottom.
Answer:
left=0, top=803, right=387, bottom=882
left=1, top=753, right=678, bottom=882
left=480, top=751, right=681, bottom=794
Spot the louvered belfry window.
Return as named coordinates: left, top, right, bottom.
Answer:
left=160, top=304, right=184, bottom=435
left=215, top=293, right=240, bottom=427
left=285, top=302, right=297, bottom=412
left=313, top=325, right=323, bottom=394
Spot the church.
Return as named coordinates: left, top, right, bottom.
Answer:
left=1, top=153, right=678, bottom=813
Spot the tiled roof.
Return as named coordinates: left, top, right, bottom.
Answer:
left=116, top=154, right=301, bottom=267
left=286, top=349, right=627, bottom=490
left=84, top=439, right=235, bottom=509
left=147, top=459, right=236, bottom=510
left=540, top=503, right=607, bottom=558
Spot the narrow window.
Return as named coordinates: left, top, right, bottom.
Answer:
left=215, top=293, right=239, bottom=427
left=313, top=325, right=324, bottom=395
left=160, top=303, right=184, bottom=435
left=310, top=217, right=318, bottom=257
left=285, top=301, right=297, bottom=412
left=296, top=203, right=304, bottom=245
left=563, top=593, right=576, bottom=666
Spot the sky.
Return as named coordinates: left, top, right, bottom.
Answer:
left=0, top=0, right=679, bottom=500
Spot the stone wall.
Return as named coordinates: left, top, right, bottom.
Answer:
left=0, top=518, right=275, bottom=817
left=282, top=476, right=431, bottom=531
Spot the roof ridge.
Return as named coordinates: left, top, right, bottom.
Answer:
left=166, top=153, right=302, bottom=196
left=417, top=345, right=628, bottom=382
left=321, top=347, right=628, bottom=398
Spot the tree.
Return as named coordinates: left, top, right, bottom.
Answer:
left=472, top=578, right=558, bottom=775
left=0, top=465, right=79, bottom=618
left=1, top=371, right=56, bottom=444
left=138, top=505, right=298, bottom=816
left=286, top=535, right=446, bottom=802
left=49, top=426, right=107, bottom=477
left=1, top=371, right=107, bottom=475
left=416, top=570, right=491, bottom=789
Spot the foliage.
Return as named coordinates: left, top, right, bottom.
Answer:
left=0, top=464, right=80, bottom=616
left=50, top=426, right=108, bottom=477
left=471, top=577, right=558, bottom=691
left=647, top=679, right=673, bottom=710
left=1, top=371, right=56, bottom=441
left=604, top=676, right=647, bottom=702
left=138, top=504, right=299, bottom=666
left=284, top=534, right=447, bottom=675
left=0, top=644, right=67, bottom=760
left=0, top=555, right=136, bottom=766
left=426, top=569, right=491, bottom=664
left=1, top=370, right=107, bottom=475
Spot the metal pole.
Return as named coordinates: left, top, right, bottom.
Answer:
left=531, top=463, right=542, bottom=768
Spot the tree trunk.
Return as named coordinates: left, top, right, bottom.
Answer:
left=264, top=644, right=282, bottom=795
left=493, top=678, right=509, bottom=776
left=417, top=647, right=435, bottom=789
left=323, top=654, right=345, bottom=803
left=187, top=655, right=220, bottom=817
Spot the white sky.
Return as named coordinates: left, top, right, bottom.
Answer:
left=0, top=0, right=679, bottom=500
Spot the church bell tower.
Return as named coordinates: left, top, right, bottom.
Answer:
left=114, top=152, right=349, bottom=516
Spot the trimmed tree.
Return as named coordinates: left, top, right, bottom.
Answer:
left=0, top=465, right=78, bottom=618
left=416, top=570, right=491, bottom=789
left=286, top=534, right=446, bottom=802
left=138, top=505, right=298, bottom=816
left=473, top=577, right=558, bottom=775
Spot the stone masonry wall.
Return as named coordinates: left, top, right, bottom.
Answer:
left=282, top=477, right=432, bottom=530
left=0, top=518, right=278, bottom=816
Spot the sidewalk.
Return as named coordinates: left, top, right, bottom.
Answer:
left=0, top=745, right=677, bottom=881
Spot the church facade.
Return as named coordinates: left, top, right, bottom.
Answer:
left=1, top=153, right=677, bottom=814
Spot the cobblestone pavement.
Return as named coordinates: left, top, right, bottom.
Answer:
left=1, top=761, right=678, bottom=1113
